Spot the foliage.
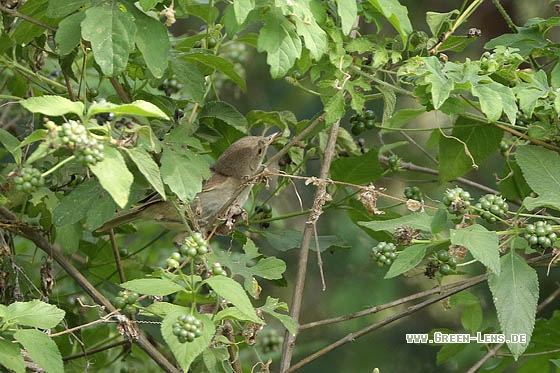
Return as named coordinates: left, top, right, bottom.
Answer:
left=0, top=0, right=559, bottom=371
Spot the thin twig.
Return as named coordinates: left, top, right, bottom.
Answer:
left=62, top=339, right=130, bottom=361
left=109, top=78, right=131, bottom=103
left=0, top=4, right=57, bottom=31
left=109, top=229, right=126, bottom=283
left=279, top=119, right=341, bottom=371
left=0, top=207, right=179, bottom=373
left=465, top=342, right=504, bottom=373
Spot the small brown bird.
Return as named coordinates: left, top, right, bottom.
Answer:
left=97, top=132, right=280, bottom=234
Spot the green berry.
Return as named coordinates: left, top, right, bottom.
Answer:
left=351, top=121, right=366, bottom=135
left=114, top=296, right=126, bottom=308
left=437, top=250, right=449, bottom=262
left=439, top=264, right=453, bottom=275
left=171, top=252, right=181, bottom=261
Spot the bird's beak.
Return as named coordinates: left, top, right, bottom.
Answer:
left=266, top=132, right=281, bottom=144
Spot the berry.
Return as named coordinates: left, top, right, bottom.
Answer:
left=447, top=256, right=458, bottom=268
left=12, top=166, right=44, bottom=193
left=372, top=242, right=397, bottom=266
left=524, top=221, right=557, bottom=249
left=404, top=186, right=423, bottom=202
left=437, top=250, right=449, bottom=262
left=291, top=70, right=303, bottom=80
left=351, top=121, right=366, bottom=135
left=167, top=258, right=180, bottom=268
left=170, top=252, right=182, bottom=261
left=114, top=296, right=126, bottom=308
left=206, top=37, right=217, bottom=48
left=123, top=304, right=136, bottom=315
left=439, top=263, right=453, bottom=276
left=211, top=263, right=227, bottom=276
left=442, top=187, right=471, bottom=216
left=387, top=155, right=401, bottom=171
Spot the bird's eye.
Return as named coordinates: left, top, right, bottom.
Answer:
left=257, top=147, right=263, bottom=155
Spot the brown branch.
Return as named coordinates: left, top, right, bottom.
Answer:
left=109, top=77, right=131, bottom=103
left=466, top=342, right=504, bottom=373
left=63, top=340, right=130, bottom=361
left=279, top=118, right=341, bottom=371
left=0, top=207, right=179, bottom=373
left=0, top=4, right=57, bottom=32
left=109, top=230, right=126, bottom=283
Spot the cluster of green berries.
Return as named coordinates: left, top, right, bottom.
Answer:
left=349, top=109, right=376, bottom=135
left=113, top=290, right=139, bottom=315
left=524, top=221, right=557, bottom=249
left=442, top=187, right=471, bottom=215
left=372, top=242, right=397, bottom=266
left=179, top=233, right=208, bottom=258
left=254, top=204, right=272, bottom=229
left=387, top=155, right=402, bottom=171
left=46, top=120, right=105, bottom=165
left=172, top=314, right=203, bottom=343
left=158, top=78, right=184, bottom=96
left=211, top=262, right=227, bottom=276
left=404, top=186, right=423, bottom=202
left=12, top=166, right=44, bottom=193
left=193, top=36, right=217, bottom=49
left=436, top=250, right=457, bottom=276
left=499, top=140, right=511, bottom=156
left=260, top=329, right=284, bottom=353
left=474, top=194, right=508, bottom=223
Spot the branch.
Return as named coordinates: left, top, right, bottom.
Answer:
left=279, top=119, right=341, bottom=371
left=0, top=207, right=179, bottom=373
left=0, top=4, right=57, bottom=31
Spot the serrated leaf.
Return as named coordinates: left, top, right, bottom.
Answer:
left=53, top=180, right=107, bottom=226
left=330, top=148, right=383, bottom=185
left=369, top=0, right=413, bottom=44
left=124, top=148, right=166, bottom=199
left=439, top=116, right=502, bottom=182
left=88, top=100, right=168, bottom=119
left=0, top=128, right=22, bottom=164
left=198, top=101, right=248, bottom=130
left=425, top=10, right=458, bottom=37
left=55, top=12, right=85, bottom=55
left=160, top=147, right=210, bottom=202
left=324, top=91, right=345, bottom=125
left=488, top=250, right=538, bottom=359
left=183, top=53, right=246, bottom=91
left=0, top=338, right=25, bottom=373
left=377, top=84, right=397, bottom=126
left=450, top=224, right=500, bottom=274
left=523, top=193, right=560, bottom=211
left=133, top=10, right=170, bottom=79
left=81, top=3, right=137, bottom=76
left=384, top=244, right=428, bottom=279
left=257, top=8, right=302, bottom=78
left=260, top=297, right=297, bottom=335
left=121, top=278, right=184, bottom=296
left=233, top=0, right=255, bottom=25
left=90, top=146, right=133, bottom=208
left=7, top=300, right=65, bottom=328
left=20, top=95, right=84, bottom=117
left=472, top=82, right=517, bottom=123
left=336, top=0, right=358, bottom=35
left=205, top=276, right=262, bottom=323
left=359, top=213, right=433, bottom=233
left=294, top=17, right=327, bottom=60
left=383, top=109, right=424, bottom=130
left=161, top=311, right=215, bottom=372
left=461, top=303, right=483, bottom=333
left=14, top=329, right=62, bottom=373
left=516, top=145, right=560, bottom=196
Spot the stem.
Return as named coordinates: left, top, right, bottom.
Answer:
left=41, top=155, right=76, bottom=178
left=0, top=4, right=57, bottom=31
left=350, top=66, right=414, bottom=97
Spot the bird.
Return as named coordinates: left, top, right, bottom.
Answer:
left=97, top=132, right=281, bottom=234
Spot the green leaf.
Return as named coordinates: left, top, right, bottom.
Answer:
left=124, top=148, right=166, bottom=199
left=324, top=91, right=346, bottom=125
left=20, top=95, right=85, bottom=117
left=438, top=116, right=502, bottom=182
left=88, top=100, right=169, bottom=119
left=233, top=0, right=255, bottom=25
left=0, top=128, right=22, bottom=164
left=198, top=101, right=248, bottom=130
left=336, top=0, right=358, bottom=35
left=257, top=8, right=302, bottom=78
left=53, top=180, right=107, bottom=226
left=359, top=212, right=433, bottom=233
left=461, top=303, right=483, bottom=333
left=0, top=338, right=25, bottom=373
left=160, top=147, right=210, bottom=202
left=182, top=53, right=246, bottom=91
left=90, top=146, right=133, bottom=208
left=368, top=0, right=413, bottom=44
left=515, top=70, right=549, bottom=118
left=515, top=145, right=560, bottom=196
left=436, top=343, right=467, bottom=365
left=430, top=208, right=448, bottom=234
left=294, top=17, right=327, bottom=60
left=121, top=278, right=184, bottom=296
left=425, top=10, right=458, bottom=37
left=384, top=244, right=428, bottom=279
left=330, top=148, right=383, bottom=185
left=139, top=0, right=161, bottom=11
left=14, top=329, right=62, bottom=373
left=55, top=223, right=82, bottom=254
left=11, top=0, right=58, bottom=45
left=173, top=60, right=205, bottom=103
left=488, top=250, right=538, bottom=359
left=6, top=300, right=65, bottom=328
left=55, top=12, right=85, bottom=55
left=81, top=3, right=137, bottom=76
left=46, top=0, right=85, bottom=17
left=383, top=109, right=424, bottom=130
left=161, top=311, right=215, bottom=372
left=472, top=82, right=517, bottom=123
left=133, top=10, right=170, bottom=79
left=204, top=276, right=262, bottom=323
left=450, top=224, right=500, bottom=274
left=523, top=193, right=560, bottom=211
left=260, top=297, right=297, bottom=335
